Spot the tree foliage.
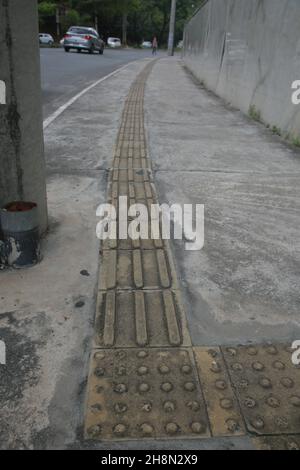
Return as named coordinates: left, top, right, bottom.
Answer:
left=38, top=0, right=204, bottom=45
left=38, top=1, right=56, bottom=17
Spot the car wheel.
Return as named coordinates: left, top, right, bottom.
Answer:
left=48, top=41, right=53, bottom=46
left=64, top=47, right=70, bottom=52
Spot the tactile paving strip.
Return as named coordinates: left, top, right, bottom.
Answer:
left=85, top=348, right=210, bottom=441
left=94, top=290, right=191, bottom=348
left=107, top=180, right=157, bottom=201
left=112, top=156, right=151, bottom=170
left=98, top=248, right=178, bottom=290
left=109, top=169, right=153, bottom=184
left=102, top=231, right=164, bottom=251
left=194, top=347, right=245, bottom=437
left=101, top=195, right=165, bottom=250
left=103, top=195, right=158, bottom=217
left=222, top=344, right=300, bottom=436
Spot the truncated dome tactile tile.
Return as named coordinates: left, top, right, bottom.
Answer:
left=85, top=348, right=210, bottom=441
left=252, top=435, right=300, bottom=451
left=194, top=347, right=246, bottom=437
left=222, top=344, right=300, bottom=436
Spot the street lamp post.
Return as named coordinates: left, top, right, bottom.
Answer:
left=168, top=0, right=177, bottom=56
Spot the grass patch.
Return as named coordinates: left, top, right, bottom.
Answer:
left=248, top=105, right=300, bottom=149
left=271, top=126, right=282, bottom=136
left=292, top=135, right=300, bottom=147
left=248, top=105, right=261, bottom=122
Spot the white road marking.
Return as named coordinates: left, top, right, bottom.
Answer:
left=0, top=80, right=6, bottom=105
left=43, top=61, right=141, bottom=130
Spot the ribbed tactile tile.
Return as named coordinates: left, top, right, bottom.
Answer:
left=98, top=248, right=178, bottom=290
left=112, top=156, right=150, bottom=170
left=94, top=290, right=191, bottom=348
left=101, top=195, right=164, bottom=250
left=107, top=181, right=157, bottom=201
left=109, top=169, right=153, bottom=184
left=103, top=195, right=158, bottom=216
left=194, top=347, right=246, bottom=437
left=222, top=344, right=300, bottom=436
left=85, top=348, right=210, bottom=441
left=102, top=233, right=164, bottom=251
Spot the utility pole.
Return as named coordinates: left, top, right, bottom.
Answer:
left=168, top=0, right=177, bottom=56
left=94, top=1, right=99, bottom=32
left=122, top=12, right=128, bottom=47
left=0, top=0, right=48, bottom=233
left=56, top=5, right=61, bottom=38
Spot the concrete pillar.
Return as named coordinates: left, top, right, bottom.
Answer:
left=0, top=0, right=48, bottom=233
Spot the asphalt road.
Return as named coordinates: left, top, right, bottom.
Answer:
left=40, top=47, right=157, bottom=120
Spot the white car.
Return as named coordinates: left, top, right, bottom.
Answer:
left=39, top=33, right=54, bottom=46
left=107, top=37, right=122, bottom=48
left=142, top=41, right=152, bottom=49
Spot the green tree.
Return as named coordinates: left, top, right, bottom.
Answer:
left=74, top=0, right=140, bottom=44
left=61, top=9, right=80, bottom=31
left=38, top=1, right=56, bottom=30
left=114, top=0, right=140, bottom=45
left=38, top=1, right=56, bottom=16
left=38, top=0, right=204, bottom=44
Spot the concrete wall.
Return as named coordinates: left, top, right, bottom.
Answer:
left=0, top=0, right=47, bottom=232
left=183, top=0, right=300, bottom=138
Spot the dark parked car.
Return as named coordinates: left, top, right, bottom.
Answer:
left=63, top=26, right=105, bottom=54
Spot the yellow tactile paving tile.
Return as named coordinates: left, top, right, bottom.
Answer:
left=98, top=248, right=179, bottom=290
left=222, top=344, right=300, bottom=436
left=85, top=348, right=210, bottom=441
left=193, top=347, right=246, bottom=437
left=94, top=289, right=191, bottom=348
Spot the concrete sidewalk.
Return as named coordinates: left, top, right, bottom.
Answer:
left=146, top=58, right=300, bottom=346
left=0, top=57, right=299, bottom=450
left=0, top=59, right=151, bottom=450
